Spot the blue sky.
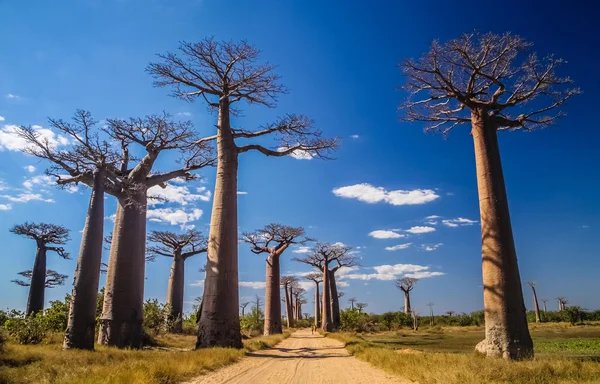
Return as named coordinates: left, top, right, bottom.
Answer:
left=0, top=0, right=598, bottom=317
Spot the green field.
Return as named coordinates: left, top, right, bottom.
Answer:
left=328, top=324, right=600, bottom=384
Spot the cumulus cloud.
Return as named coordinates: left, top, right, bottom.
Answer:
left=423, top=243, right=443, bottom=252
left=369, top=230, right=404, bottom=239
left=277, top=147, right=315, bottom=160
left=104, top=214, right=116, bottom=222
left=442, top=218, right=478, bottom=227
left=406, top=226, right=435, bottom=234
left=147, top=207, right=203, bottom=227
left=0, top=116, right=5, bottom=122
left=23, top=175, right=55, bottom=190
left=0, top=203, right=11, bottom=210
left=1, top=193, right=54, bottom=203
left=385, top=243, right=412, bottom=251
left=405, top=271, right=445, bottom=279
left=292, top=246, right=311, bottom=254
left=337, top=281, right=350, bottom=288
left=148, top=183, right=211, bottom=206
left=343, top=263, right=443, bottom=281
left=332, top=183, right=439, bottom=206
left=239, top=281, right=266, bottom=289
left=0, top=124, right=69, bottom=152
left=24, top=165, right=36, bottom=173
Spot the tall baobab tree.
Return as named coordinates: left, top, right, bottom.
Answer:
left=395, top=277, right=417, bottom=314
left=400, top=32, right=579, bottom=359
left=12, top=269, right=68, bottom=289
left=356, top=303, right=367, bottom=314
left=426, top=302, right=435, bottom=326
left=526, top=282, right=541, bottom=323
left=17, top=111, right=213, bottom=348
left=292, top=288, right=306, bottom=321
left=541, top=299, right=548, bottom=312
left=146, top=230, right=208, bottom=332
left=280, top=276, right=297, bottom=328
left=9, top=223, right=70, bottom=316
left=242, top=224, right=311, bottom=335
left=295, top=242, right=352, bottom=331
left=446, top=311, right=455, bottom=317
left=240, top=302, right=250, bottom=317
left=148, top=38, right=338, bottom=348
left=305, top=273, right=323, bottom=328
left=557, top=297, right=568, bottom=311
left=348, top=297, right=357, bottom=310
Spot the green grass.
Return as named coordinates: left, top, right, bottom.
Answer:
left=0, top=331, right=290, bottom=384
left=328, top=324, right=600, bottom=384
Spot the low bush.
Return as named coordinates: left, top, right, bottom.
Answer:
left=4, top=313, right=48, bottom=345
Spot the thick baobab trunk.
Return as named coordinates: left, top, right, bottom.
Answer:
left=543, top=302, right=547, bottom=312
left=314, top=283, right=320, bottom=328
left=321, top=265, right=332, bottom=331
left=329, top=271, right=340, bottom=330
left=264, top=254, right=282, bottom=335
left=64, top=167, right=105, bottom=349
left=98, top=194, right=147, bottom=348
left=404, top=291, right=411, bottom=314
left=531, top=286, right=541, bottom=323
left=471, top=111, right=533, bottom=360
left=166, top=253, right=185, bottom=333
left=283, top=284, right=292, bottom=327
left=26, top=245, right=47, bottom=316
left=197, top=99, right=242, bottom=349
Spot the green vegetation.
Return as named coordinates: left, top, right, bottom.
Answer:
left=327, top=325, right=600, bottom=384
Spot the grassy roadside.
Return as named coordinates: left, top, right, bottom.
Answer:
left=0, top=332, right=290, bottom=384
left=327, top=329, right=600, bottom=384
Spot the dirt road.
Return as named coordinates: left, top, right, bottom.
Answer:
left=185, top=329, right=407, bottom=384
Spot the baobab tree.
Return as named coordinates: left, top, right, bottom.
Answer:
left=526, top=282, right=542, bottom=323
left=280, top=276, right=297, bottom=328
left=541, top=299, right=549, bottom=312
left=395, top=277, right=417, bottom=314
left=9, top=222, right=70, bottom=316
left=558, top=297, right=568, bottom=311
left=146, top=230, right=208, bottom=332
left=446, top=311, right=455, bottom=317
left=12, top=269, right=68, bottom=289
left=356, top=303, right=367, bottom=314
left=291, top=286, right=306, bottom=321
left=240, top=302, right=250, bottom=317
left=348, top=297, right=357, bottom=310
left=242, top=224, right=311, bottom=335
left=426, top=302, right=435, bottom=326
left=400, top=32, right=579, bottom=359
left=148, top=38, right=338, bottom=348
left=295, top=242, right=352, bottom=331
left=305, top=273, right=323, bottom=328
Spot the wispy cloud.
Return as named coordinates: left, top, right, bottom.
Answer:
left=292, top=246, right=311, bottom=254
left=406, top=226, right=435, bottom=234
left=369, top=230, right=404, bottom=239
left=277, top=147, right=315, bottom=160
left=422, top=243, right=443, bottom=252
left=148, top=183, right=211, bottom=206
left=24, top=165, right=36, bottom=173
left=237, top=191, right=248, bottom=195
left=0, top=124, right=69, bottom=152
left=343, top=264, right=443, bottom=281
left=239, top=281, right=266, bottom=289
left=0, top=203, right=12, bottom=211
left=350, top=134, right=360, bottom=139
left=1, top=193, right=54, bottom=203
left=333, top=183, right=439, bottom=206
left=5, top=94, right=20, bottom=100
left=0, top=116, right=5, bottom=122
left=385, top=243, right=412, bottom=251
left=442, top=218, right=477, bottom=227
left=147, top=207, right=203, bottom=228
left=176, top=112, right=192, bottom=117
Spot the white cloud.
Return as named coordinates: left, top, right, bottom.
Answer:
left=148, top=183, right=211, bottom=206
left=277, top=147, right=315, bottom=160
left=350, top=134, right=359, bottom=139
left=239, top=281, right=266, bottom=289
left=0, top=193, right=54, bottom=203
left=405, top=271, right=445, bottom=279
left=336, top=266, right=360, bottom=277
left=0, top=203, right=12, bottom=210
left=104, top=214, right=116, bottom=222
left=6, top=94, right=20, bottom=99
left=333, top=242, right=346, bottom=247
left=24, top=165, right=36, bottom=173
left=332, top=183, right=439, bottom=206
left=343, top=263, right=443, bottom=281
left=426, top=215, right=440, bottom=219
left=0, top=124, right=69, bottom=152
left=237, top=191, right=248, bottom=195
left=147, top=207, right=203, bottom=227
left=65, top=185, right=79, bottom=194
left=442, top=218, right=478, bottom=227
left=177, top=112, right=192, bottom=117
left=0, top=116, right=5, bottom=122
left=406, top=226, right=435, bottom=234
left=297, top=281, right=315, bottom=291
left=190, top=280, right=204, bottom=287
left=369, top=230, right=404, bottom=239
left=385, top=243, right=412, bottom=251
left=292, top=246, right=311, bottom=254
left=23, top=175, right=54, bottom=190
left=423, top=243, right=443, bottom=252
left=337, top=281, right=349, bottom=288
left=582, top=225, right=589, bottom=229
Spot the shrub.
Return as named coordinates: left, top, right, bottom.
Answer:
left=143, top=299, right=174, bottom=335
left=240, top=306, right=264, bottom=332
left=44, top=295, right=70, bottom=332
left=5, top=313, right=48, bottom=344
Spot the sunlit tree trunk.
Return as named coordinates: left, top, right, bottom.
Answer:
left=283, top=284, right=292, bottom=327
left=321, top=264, right=332, bottom=331
left=472, top=110, right=533, bottom=359
left=264, top=254, right=282, bottom=335
left=404, top=292, right=411, bottom=314
left=314, top=282, right=320, bottom=328
left=197, top=98, right=242, bottom=348
left=98, top=193, right=147, bottom=348
left=530, top=286, right=541, bottom=323
left=27, top=245, right=47, bottom=316
left=64, top=167, right=105, bottom=349
left=166, top=251, right=185, bottom=333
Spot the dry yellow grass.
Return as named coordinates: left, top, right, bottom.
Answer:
left=0, top=332, right=290, bottom=384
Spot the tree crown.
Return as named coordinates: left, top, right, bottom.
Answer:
left=395, top=277, right=418, bottom=292
left=146, top=229, right=208, bottom=261
left=294, top=242, right=355, bottom=270
left=12, top=269, right=68, bottom=288
left=241, top=224, right=312, bottom=256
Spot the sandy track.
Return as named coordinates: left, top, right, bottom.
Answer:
left=184, top=329, right=408, bottom=384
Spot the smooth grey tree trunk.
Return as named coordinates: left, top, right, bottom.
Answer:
left=27, top=245, right=47, bottom=316
left=264, top=255, right=282, bottom=335
left=98, top=193, right=147, bottom=348
left=64, top=167, right=105, bottom=349
left=314, top=282, right=320, bottom=328
left=531, top=286, right=541, bottom=323
left=329, top=270, right=340, bottom=330
left=166, top=252, right=185, bottom=333
left=197, top=99, right=242, bottom=349
left=283, top=284, right=292, bottom=327
left=404, top=292, right=411, bottom=314
left=472, top=110, right=533, bottom=360
left=321, top=264, right=332, bottom=331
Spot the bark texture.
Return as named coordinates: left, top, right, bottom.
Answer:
left=27, top=246, right=47, bottom=316
left=166, top=252, right=185, bottom=332
left=264, top=255, right=282, bottom=335
left=321, top=265, right=332, bottom=331
left=197, top=100, right=242, bottom=349
left=530, top=285, right=541, bottom=323
left=329, top=270, right=340, bottom=330
left=283, top=284, right=292, bottom=327
left=404, top=292, right=411, bottom=314
left=64, top=167, right=105, bottom=349
left=314, top=283, right=320, bottom=328
left=472, top=110, right=533, bottom=359
left=98, top=194, right=147, bottom=348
